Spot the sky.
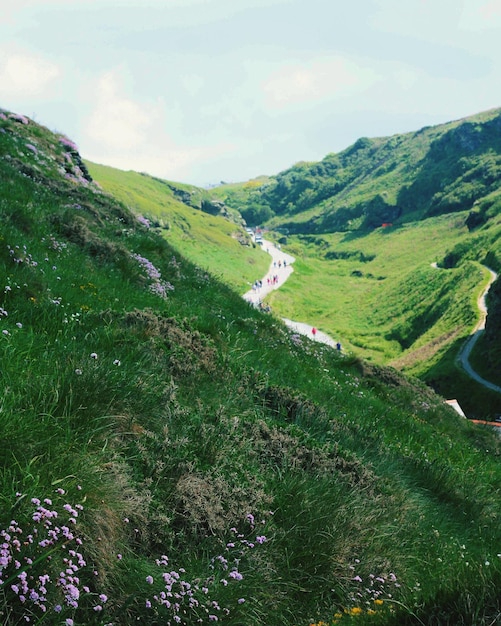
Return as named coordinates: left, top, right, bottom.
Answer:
left=1, top=0, right=500, bottom=187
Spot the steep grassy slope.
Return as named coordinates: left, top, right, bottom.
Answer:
left=215, top=107, right=501, bottom=234
left=85, top=162, right=270, bottom=293
left=2, top=109, right=501, bottom=626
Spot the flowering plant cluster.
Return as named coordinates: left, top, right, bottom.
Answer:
left=136, top=215, right=151, bottom=229
left=347, top=559, right=400, bottom=609
left=25, top=143, right=38, bottom=155
left=58, top=136, right=79, bottom=152
left=0, top=489, right=108, bottom=625
left=142, top=513, right=268, bottom=624
left=6, top=113, right=29, bottom=125
left=131, top=252, right=174, bottom=299
left=7, top=244, right=39, bottom=268
left=308, top=560, right=401, bottom=625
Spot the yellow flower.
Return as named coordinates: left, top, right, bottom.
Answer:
left=374, top=599, right=384, bottom=606
left=349, top=607, right=363, bottom=615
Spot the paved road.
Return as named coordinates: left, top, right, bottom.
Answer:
left=456, top=266, right=501, bottom=393
left=243, top=239, right=295, bottom=305
left=243, top=239, right=339, bottom=348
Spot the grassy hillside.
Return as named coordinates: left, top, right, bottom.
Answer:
left=85, top=161, right=270, bottom=293
left=205, top=109, right=501, bottom=413
left=3, top=109, right=501, bottom=626
left=259, top=212, right=501, bottom=417
left=85, top=158, right=501, bottom=416
left=215, top=107, right=501, bottom=234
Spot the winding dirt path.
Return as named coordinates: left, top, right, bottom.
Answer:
left=243, top=239, right=339, bottom=347
left=244, top=244, right=500, bottom=395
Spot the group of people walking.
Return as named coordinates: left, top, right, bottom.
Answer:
left=245, top=240, right=343, bottom=352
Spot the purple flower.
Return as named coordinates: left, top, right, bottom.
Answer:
left=9, top=113, right=29, bottom=124
left=59, top=136, right=79, bottom=151
left=136, top=215, right=151, bottom=228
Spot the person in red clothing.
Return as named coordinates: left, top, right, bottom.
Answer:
left=311, top=327, right=317, bottom=339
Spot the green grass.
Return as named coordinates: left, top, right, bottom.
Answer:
left=2, top=110, right=501, bottom=625
left=86, top=161, right=270, bottom=292
left=260, top=216, right=501, bottom=416
left=265, top=215, right=475, bottom=359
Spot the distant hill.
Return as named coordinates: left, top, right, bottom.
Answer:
left=208, top=108, right=501, bottom=408
left=214, top=107, right=501, bottom=234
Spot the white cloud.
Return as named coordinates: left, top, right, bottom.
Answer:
left=261, top=57, right=377, bottom=109
left=460, top=0, right=501, bottom=30
left=82, top=68, right=235, bottom=181
left=0, top=51, right=60, bottom=97
left=85, top=70, right=157, bottom=151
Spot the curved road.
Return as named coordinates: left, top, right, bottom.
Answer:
left=243, top=239, right=339, bottom=348
left=456, top=266, right=501, bottom=393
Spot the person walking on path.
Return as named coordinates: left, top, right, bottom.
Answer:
left=242, top=239, right=295, bottom=306
left=243, top=239, right=340, bottom=350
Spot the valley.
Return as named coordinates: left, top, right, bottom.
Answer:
left=3, top=106, right=501, bottom=625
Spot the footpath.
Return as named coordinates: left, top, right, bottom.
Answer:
left=456, top=266, right=501, bottom=394
left=243, top=239, right=339, bottom=348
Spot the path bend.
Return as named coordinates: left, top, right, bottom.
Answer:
left=243, top=239, right=339, bottom=347
left=455, top=266, right=501, bottom=393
